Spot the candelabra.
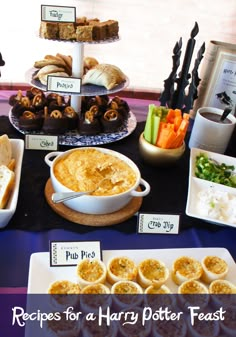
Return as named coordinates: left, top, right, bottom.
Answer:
left=160, top=22, right=205, bottom=112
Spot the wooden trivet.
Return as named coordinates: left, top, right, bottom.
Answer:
left=44, top=179, right=143, bottom=226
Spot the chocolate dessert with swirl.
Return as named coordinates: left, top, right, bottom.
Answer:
left=79, top=105, right=102, bottom=135
left=100, top=108, right=123, bottom=133
left=42, top=107, right=68, bottom=134
left=9, top=90, right=130, bottom=135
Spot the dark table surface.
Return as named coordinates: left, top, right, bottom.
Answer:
left=0, top=115, right=236, bottom=288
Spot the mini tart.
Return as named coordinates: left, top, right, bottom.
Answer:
left=118, top=307, right=152, bottom=337
left=46, top=312, right=81, bottom=337
left=220, top=306, right=236, bottom=337
left=178, top=279, right=209, bottom=311
left=111, top=280, right=143, bottom=310
left=152, top=317, right=187, bottom=337
left=76, top=259, right=107, bottom=287
left=186, top=313, right=220, bottom=337
left=137, top=258, right=169, bottom=288
left=48, top=280, right=81, bottom=295
left=209, top=279, right=236, bottom=294
left=172, top=256, right=203, bottom=285
left=81, top=315, right=118, bottom=337
left=48, top=280, right=81, bottom=310
left=111, top=280, right=143, bottom=294
left=106, top=256, right=138, bottom=285
left=201, top=255, right=229, bottom=283
left=178, top=279, right=209, bottom=294
left=144, top=285, right=175, bottom=308
left=80, top=283, right=111, bottom=314
left=144, top=284, right=171, bottom=294
left=81, top=283, right=110, bottom=294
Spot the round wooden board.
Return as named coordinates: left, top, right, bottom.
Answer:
left=44, top=179, right=143, bottom=226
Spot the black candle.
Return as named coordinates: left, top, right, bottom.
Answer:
left=180, top=22, right=199, bottom=80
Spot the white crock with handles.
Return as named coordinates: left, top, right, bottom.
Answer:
left=45, top=147, right=150, bottom=214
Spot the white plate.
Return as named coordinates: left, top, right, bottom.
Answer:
left=25, top=67, right=129, bottom=96
left=27, top=247, right=236, bottom=294
left=186, top=147, right=236, bottom=228
left=0, top=139, right=24, bottom=228
left=9, top=110, right=137, bottom=146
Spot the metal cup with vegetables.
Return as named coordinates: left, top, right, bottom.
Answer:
left=139, top=104, right=189, bottom=166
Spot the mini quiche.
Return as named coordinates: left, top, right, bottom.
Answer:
left=106, top=256, right=138, bottom=285
left=178, top=279, right=209, bottom=311
left=81, top=315, right=118, bottom=337
left=201, top=255, right=229, bottom=283
left=172, top=256, right=203, bottom=285
left=186, top=312, right=220, bottom=337
left=80, top=283, right=111, bottom=314
left=111, top=280, right=143, bottom=310
left=137, top=258, right=169, bottom=288
left=144, top=284, right=171, bottom=294
left=48, top=280, right=81, bottom=295
left=144, top=284, right=175, bottom=309
left=76, top=259, right=107, bottom=287
left=209, top=279, right=236, bottom=294
left=118, top=306, right=152, bottom=337
left=209, top=279, right=236, bottom=309
left=152, top=317, right=187, bottom=337
left=48, top=280, right=81, bottom=310
left=220, top=306, right=236, bottom=337
left=46, top=312, right=81, bottom=337
left=178, top=279, right=209, bottom=294
left=81, top=283, right=110, bottom=294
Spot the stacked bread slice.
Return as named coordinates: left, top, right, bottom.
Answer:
left=0, top=135, right=15, bottom=209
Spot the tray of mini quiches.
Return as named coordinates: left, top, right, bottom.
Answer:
left=27, top=248, right=236, bottom=337
left=8, top=88, right=137, bottom=146
left=186, top=148, right=236, bottom=228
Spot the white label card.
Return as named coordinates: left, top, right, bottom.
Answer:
left=25, top=134, right=58, bottom=150
left=138, top=213, right=180, bottom=234
left=41, top=5, right=76, bottom=22
left=47, top=75, right=81, bottom=94
left=50, top=241, right=102, bottom=266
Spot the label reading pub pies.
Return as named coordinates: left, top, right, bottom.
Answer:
left=138, top=213, right=180, bottom=234
left=50, top=241, right=102, bottom=267
left=41, top=5, right=76, bottom=23
left=25, top=135, right=58, bottom=151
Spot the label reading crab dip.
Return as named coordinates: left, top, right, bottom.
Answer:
left=54, top=149, right=137, bottom=196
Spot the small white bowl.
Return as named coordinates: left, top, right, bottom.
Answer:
left=45, top=147, right=150, bottom=214
left=0, top=139, right=24, bottom=228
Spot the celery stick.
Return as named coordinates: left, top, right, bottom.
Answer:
left=151, top=115, right=160, bottom=144
left=143, top=104, right=155, bottom=143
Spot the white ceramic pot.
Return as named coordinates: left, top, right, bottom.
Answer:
left=45, top=147, right=150, bottom=214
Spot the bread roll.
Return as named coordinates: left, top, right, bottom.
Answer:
left=0, top=134, right=12, bottom=167
left=0, top=165, right=15, bottom=209
left=82, top=64, right=126, bottom=90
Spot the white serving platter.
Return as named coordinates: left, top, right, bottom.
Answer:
left=27, top=247, right=236, bottom=294
left=0, top=139, right=24, bottom=228
left=186, top=147, right=236, bottom=228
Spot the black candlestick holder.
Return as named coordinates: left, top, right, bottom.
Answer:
left=159, top=22, right=205, bottom=113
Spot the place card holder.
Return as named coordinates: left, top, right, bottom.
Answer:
left=49, top=240, right=102, bottom=267
left=137, top=212, right=180, bottom=235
